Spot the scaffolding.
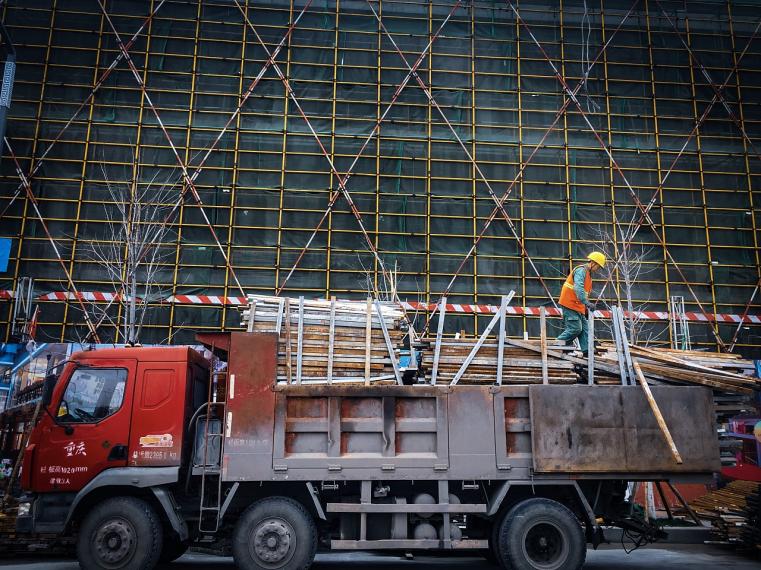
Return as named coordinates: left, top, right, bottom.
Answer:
left=669, top=295, right=691, bottom=351
left=0, top=0, right=759, bottom=356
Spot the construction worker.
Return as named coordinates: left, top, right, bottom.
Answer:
left=557, top=252, right=606, bottom=356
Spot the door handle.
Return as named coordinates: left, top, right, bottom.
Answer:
left=107, top=445, right=128, bottom=461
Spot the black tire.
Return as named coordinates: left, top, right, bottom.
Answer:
left=480, top=547, right=498, bottom=566
left=497, top=498, right=586, bottom=570
left=77, top=496, right=163, bottom=570
left=159, top=534, right=189, bottom=564
left=232, top=497, right=317, bottom=570
left=484, top=517, right=503, bottom=566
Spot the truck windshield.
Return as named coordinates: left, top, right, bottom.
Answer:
left=57, top=368, right=127, bottom=423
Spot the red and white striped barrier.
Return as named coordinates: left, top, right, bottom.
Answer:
left=37, top=291, right=127, bottom=302
left=1, top=290, right=760, bottom=325
left=400, top=301, right=761, bottom=324
left=166, top=295, right=247, bottom=306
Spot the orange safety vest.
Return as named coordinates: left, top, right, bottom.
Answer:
left=559, top=265, right=592, bottom=314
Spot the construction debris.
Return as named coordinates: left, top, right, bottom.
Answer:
left=682, top=481, right=761, bottom=548
left=419, top=339, right=577, bottom=385
left=237, top=296, right=760, bottom=393
left=742, top=484, right=761, bottom=553
left=595, top=344, right=760, bottom=395
left=241, top=295, right=407, bottom=385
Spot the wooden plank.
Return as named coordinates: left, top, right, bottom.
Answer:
left=244, top=310, right=395, bottom=329
left=632, top=360, right=683, bottom=465
left=431, top=296, right=447, bottom=385
left=630, top=345, right=756, bottom=383
left=246, top=293, right=405, bottom=315
left=596, top=358, right=754, bottom=394
left=365, top=297, right=372, bottom=386
left=450, top=291, right=514, bottom=385
left=655, top=481, right=673, bottom=520
left=667, top=481, right=701, bottom=525
left=635, top=363, right=754, bottom=394
left=505, top=338, right=621, bottom=376
left=540, top=306, right=548, bottom=385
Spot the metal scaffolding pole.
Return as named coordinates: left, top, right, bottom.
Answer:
left=417, top=0, right=640, bottom=333
left=270, top=0, right=464, bottom=298
left=595, top=16, right=761, bottom=303
left=97, top=0, right=246, bottom=296
left=0, top=0, right=168, bottom=222
left=505, top=0, right=728, bottom=349
left=3, top=137, right=101, bottom=342
left=2, top=1, right=760, bottom=348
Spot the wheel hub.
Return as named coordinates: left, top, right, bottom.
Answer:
left=522, top=522, right=565, bottom=570
left=94, top=519, right=135, bottom=565
left=253, top=519, right=292, bottom=566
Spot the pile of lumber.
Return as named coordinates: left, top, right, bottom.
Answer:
left=741, top=485, right=761, bottom=552
left=682, top=481, right=761, bottom=545
left=241, top=295, right=407, bottom=385
left=595, top=344, right=760, bottom=395
left=420, top=339, right=577, bottom=385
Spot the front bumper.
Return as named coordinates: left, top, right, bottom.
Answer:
left=14, top=495, right=34, bottom=533
left=13, top=492, right=71, bottom=534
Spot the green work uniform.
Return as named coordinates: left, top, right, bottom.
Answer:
left=557, top=266, right=591, bottom=354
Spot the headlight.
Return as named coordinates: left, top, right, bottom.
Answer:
left=17, top=502, right=31, bottom=517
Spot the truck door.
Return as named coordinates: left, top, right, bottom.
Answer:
left=31, top=359, right=137, bottom=493
left=127, top=362, right=184, bottom=467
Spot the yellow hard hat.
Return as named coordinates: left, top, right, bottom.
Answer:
left=587, top=251, right=606, bottom=267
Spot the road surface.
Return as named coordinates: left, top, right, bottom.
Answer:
left=0, top=544, right=758, bottom=569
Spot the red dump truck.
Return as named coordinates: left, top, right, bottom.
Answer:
left=15, top=331, right=719, bottom=570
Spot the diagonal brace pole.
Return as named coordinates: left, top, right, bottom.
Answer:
left=505, top=0, right=727, bottom=349
left=264, top=0, right=464, bottom=298
left=97, top=0, right=245, bottom=296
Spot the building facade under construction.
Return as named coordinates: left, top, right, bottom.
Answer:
left=0, top=0, right=759, bottom=357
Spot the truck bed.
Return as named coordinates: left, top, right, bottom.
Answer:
left=221, top=334, right=720, bottom=482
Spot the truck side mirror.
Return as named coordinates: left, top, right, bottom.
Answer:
left=41, top=373, right=57, bottom=407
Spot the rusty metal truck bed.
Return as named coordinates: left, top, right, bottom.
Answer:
left=222, top=333, right=719, bottom=482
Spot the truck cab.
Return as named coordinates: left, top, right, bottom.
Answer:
left=17, top=346, right=209, bottom=565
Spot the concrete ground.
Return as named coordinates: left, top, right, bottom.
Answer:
left=0, top=545, right=757, bottom=569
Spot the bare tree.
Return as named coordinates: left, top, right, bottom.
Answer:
left=587, top=225, right=662, bottom=345
left=79, top=155, right=178, bottom=345
left=356, top=254, right=401, bottom=303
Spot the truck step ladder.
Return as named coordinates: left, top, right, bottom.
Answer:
left=198, top=357, right=227, bottom=534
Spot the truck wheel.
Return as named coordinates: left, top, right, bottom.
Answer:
left=488, top=517, right=503, bottom=565
left=480, top=546, right=499, bottom=566
left=77, top=496, right=163, bottom=570
left=159, top=535, right=189, bottom=563
left=232, top=497, right=317, bottom=570
left=497, top=498, right=585, bottom=570
left=479, top=518, right=501, bottom=565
